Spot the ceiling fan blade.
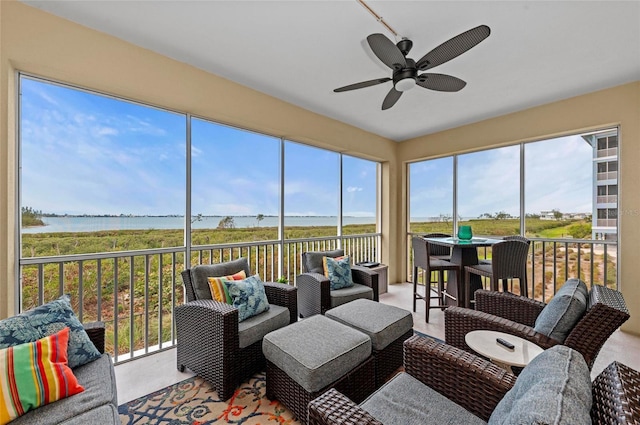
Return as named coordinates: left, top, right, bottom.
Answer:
left=334, top=77, right=391, bottom=92
left=416, top=25, right=490, bottom=71
left=416, top=73, right=467, bottom=92
left=382, top=88, right=402, bottom=110
left=367, top=33, right=407, bottom=70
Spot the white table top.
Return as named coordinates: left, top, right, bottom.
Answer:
left=465, top=330, right=544, bottom=367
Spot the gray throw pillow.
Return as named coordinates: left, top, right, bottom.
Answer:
left=489, top=345, right=592, bottom=425
left=0, top=294, right=101, bottom=369
left=303, top=249, right=344, bottom=274
left=534, top=278, right=588, bottom=342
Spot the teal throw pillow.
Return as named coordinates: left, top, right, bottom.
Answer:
left=0, top=294, right=101, bottom=369
left=324, top=255, right=354, bottom=290
left=224, top=274, right=270, bottom=322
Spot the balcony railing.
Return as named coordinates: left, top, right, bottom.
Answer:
left=596, top=195, right=617, bottom=204
left=19, top=233, right=380, bottom=364
left=596, top=148, right=617, bottom=158
left=596, top=219, right=618, bottom=227
left=406, top=234, right=618, bottom=303
left=597, top=171, right=617, bottom=181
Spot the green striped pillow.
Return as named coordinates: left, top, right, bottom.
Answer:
left=0, top=327, right=84, bottom=424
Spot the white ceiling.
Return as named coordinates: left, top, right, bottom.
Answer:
left=22, top=1, right=640, bottom=142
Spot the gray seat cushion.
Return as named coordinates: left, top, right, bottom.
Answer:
left=330, top=283, right=373, bottom=308
left=59, top=404, right=119, bottom=425
left=238, top=304, right=290, bottom=348
left=11, top=354, right=117, bottom=425
left=303, top=249, right=345, bottom=274
left=361, top=372, right=487, bottom=425
left=534, top=278, right=589, bottom=342
left=326, top=299, right=413, bottom=351
left=262, top=315, right=371, bottom=392
left=189, top=258, right=252, bottom=300
left=489, top=345, right=592, bottom=425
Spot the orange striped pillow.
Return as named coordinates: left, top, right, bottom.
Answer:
left=0, top=327, right=84, bottom=424
left=208, top=270, right=247, bottom=303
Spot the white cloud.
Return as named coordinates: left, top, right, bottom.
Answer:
left=347, top=186, right=363, bottom=193
left=92, top=126, right=119, bottom=137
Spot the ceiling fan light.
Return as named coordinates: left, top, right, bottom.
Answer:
left=395, top=77, right=416, bottom=92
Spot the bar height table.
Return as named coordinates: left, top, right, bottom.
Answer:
left=422, top=236, right=503, bottom=308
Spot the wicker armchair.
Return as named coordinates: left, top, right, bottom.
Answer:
left=175, top=257, right=297, bottom=400
left=297, top=249, right=379, bottom=318
left=308, top=335, right=640, bottom=424
left=445, top=284, right=629, bottom=369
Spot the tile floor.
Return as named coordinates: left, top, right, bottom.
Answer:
left=115, top=281, right=640, bottom=404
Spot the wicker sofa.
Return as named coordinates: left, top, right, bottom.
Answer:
left=309, top=335, right=640, bottom=424
left=9, top=321, right=119, bottom=425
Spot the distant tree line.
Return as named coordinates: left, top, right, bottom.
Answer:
left=21, top=206, right=44, bottom=227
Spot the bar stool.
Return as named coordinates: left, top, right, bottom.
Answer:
left=423, top=233, right=452, bottom=261
left=411, top=236, right=461, bottom=322
left=465, top=239, right=530, bottom=298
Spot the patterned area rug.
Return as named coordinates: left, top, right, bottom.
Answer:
left=118, top=331, right=438, bottom=424
left=118, top=372, right=298, bottom=424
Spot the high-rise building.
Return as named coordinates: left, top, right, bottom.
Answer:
left=583, top=129, right=618, bottom=241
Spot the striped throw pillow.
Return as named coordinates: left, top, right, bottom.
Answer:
left=208, top=270, right=247, bottom=303
left=0, top=327, right=84, bottom=424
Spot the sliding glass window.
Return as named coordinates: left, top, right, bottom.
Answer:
left=342, top=155, right=378, bottom=235
left=20, top=76, right=186, bottom=255
left=283, top=141, right=339, bottom=239
left=191, top=118, right=280, bottom=243
left=524, top=133, right=593, bottom=235
left=408, top=157, right=454, bottom=235
left=457, top=145, right=520, bottom=236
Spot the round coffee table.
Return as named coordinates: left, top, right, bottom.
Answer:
left=465, top=330, right=544, bottom=372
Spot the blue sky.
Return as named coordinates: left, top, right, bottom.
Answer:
left=20, top=76, right=377, bottom=217
left=21, top=76, right=597, bottom=219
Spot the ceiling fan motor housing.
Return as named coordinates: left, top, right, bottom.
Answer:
left=393, top=58, right=417, bottom=91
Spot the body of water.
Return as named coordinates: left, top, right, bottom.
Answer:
left=22, top=215, right=380, bottom=234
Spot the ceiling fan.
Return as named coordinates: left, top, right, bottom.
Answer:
left=334, top=25, right=491, bottom=110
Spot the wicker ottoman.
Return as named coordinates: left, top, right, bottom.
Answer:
left=262, top=315, right=375, bottom=424
left=326, top=298, right=414, bottom=387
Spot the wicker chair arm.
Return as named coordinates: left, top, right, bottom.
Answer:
left=565, top=285, right=629, bottom=370
left=444, top=306, right=560, bottom=354
left=297, top=272, right=331, bottom=317
left=83, top=321, right=106, bottom=354
left=404, top=335, right=517, bottom=421
left=591, top=361, right=640, bottom=424
left=475, top=290, right=546, bottom=326
left=351, top=265, right=379, bottom=301
left=308, top=388, right=383, bottom=425
left=263, top=281, right=298, bottom=324
left=175, top=299, right=239, bottom=344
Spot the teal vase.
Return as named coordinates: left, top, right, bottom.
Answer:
left=458, top=225, right=473, bottom=240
